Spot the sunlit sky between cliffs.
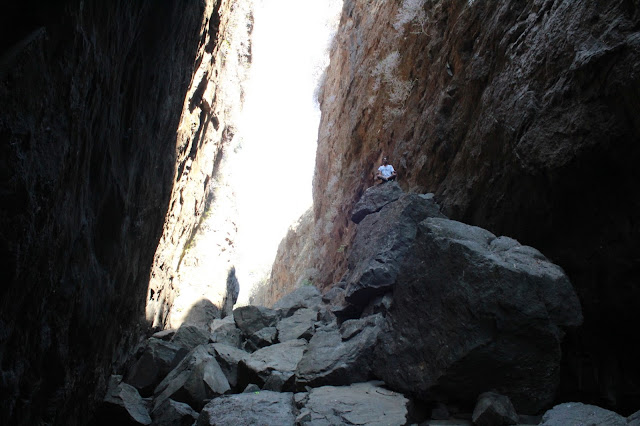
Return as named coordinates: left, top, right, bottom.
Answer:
left=233, top=0, right=343, bottom=304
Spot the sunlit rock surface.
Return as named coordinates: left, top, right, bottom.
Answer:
left=272, top=0, right=640, bottom=413
left=146, top=0, right=252, bottom=330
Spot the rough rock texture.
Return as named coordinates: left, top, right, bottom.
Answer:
left=0, top=1, right=251, bottom=424
left=150, top=399, right=198, bottom=426
left=125, top=338, right=188, bottom=397
left=299, top=382, right=409, bottom=426
left=295, top=315, right=383, bottom=389
left=539, top=402, right=627, bottom=426
left=265, top=207, right=317, bottom=306
left=271, top=0, right=640, bottom=414
left=337, top=185, right=581, bottom=413
left=144, top=0, right=251, bottom=330
left=196, top=391, right=296, bottom=426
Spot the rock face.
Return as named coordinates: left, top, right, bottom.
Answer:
left=343, top=185, right=582, bottom=413
left=0, top=1, right=250, bottom=424
left=272, top=0, right=640, bottom=413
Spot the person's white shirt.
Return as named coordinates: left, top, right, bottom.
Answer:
left=378, top=164, right=395, bottom=178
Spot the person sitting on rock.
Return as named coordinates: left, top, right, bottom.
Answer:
left=376, top=156, right=397, bottom=183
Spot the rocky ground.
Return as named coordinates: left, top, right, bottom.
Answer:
left=94, top=184, right=637, bottom=425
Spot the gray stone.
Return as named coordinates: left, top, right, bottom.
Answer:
left=242, top=383, right=260, bottom=393
left=277, top=308, right=318, bottom=342
left=472, top=392, right=518, bottom=426
left=344, top=193, right=445, bottom=313
left=540, top=402, right=626, bottom=426
left=150, top=399, right=198, bottom=426
left=240, top=339, right=307, bottom=391
left=196, top=391, right=296, bottom=425
left=372, top=215, right=583, bottom=413
left=321, top=286, right=344, bottom=304
left=170, top=325, right=210, bottom=351
left=296, top=315, right=382, bottom=388
left=301, top=382, right=408, bottom=426
left=350, top=181, right=404, bottom=224
left=273, top=285, right=322, bottom=317
left=125, top=338, right=188, bottom=396
left=233, top=305, right=279, bottom=336
left=210, top=316, right=242, bottom=348
left=245, top=326, right=278, bottom=351
left=153, top=345, right=230, bottom=411
left=100, top=375, right=152, bottom=425
left=628, top=409, right=640, bottom=426
left=180, top=299, right=221, bottom=331
left=210, top=343, right=249, bottom=390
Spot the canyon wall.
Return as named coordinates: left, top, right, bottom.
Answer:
left=272, top=0, right=639, bottom=414
left=0, top=0, right=249, bottom=424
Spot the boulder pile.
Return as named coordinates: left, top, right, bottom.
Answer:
left=93, top=184, right=618, bottom=425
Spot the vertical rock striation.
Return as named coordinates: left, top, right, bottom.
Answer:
left=0, top=0, right=250, bottom=424
left=272, top=0, right=640, bottom=414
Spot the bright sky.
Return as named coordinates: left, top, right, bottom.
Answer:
left=233, top=0, right=343, bottom=304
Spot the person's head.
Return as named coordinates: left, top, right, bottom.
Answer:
left=382, top=156, right=388, bottom=165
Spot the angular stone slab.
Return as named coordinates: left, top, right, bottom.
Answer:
left=233, top=305, right=279, bottom=336
left=170, top=325, right=211, bottom=351
left=301, top=382, right=408, bottom=426
left=273, top=285, right=322, bottom=318
left=210, top=316, right=242, bottom=348
left=153, top=345, right=230, bottom=411
left=296, top=315, right=382, bottom=388
left=196, top=391, right=296, bottom=425
left=210, top=343, right=249, bottom=390
left=345, top=193, right=445, bottom=311
left=540, top=402, right=626, bottom=426
left=99, top=375, right=152, bottom=425
left=125, top=338, right=188, bottom=396
left=240, top=339, right=307, bottom=391
left=150, top=398, right=198, bottom=426
left=350, top=181, right=404, bottom=224
left=276, top=308, right=318, bottom=342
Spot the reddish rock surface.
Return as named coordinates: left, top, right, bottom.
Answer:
left=273, top=0, right=640, bottom=414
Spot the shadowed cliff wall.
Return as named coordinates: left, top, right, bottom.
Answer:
left=0, top=0, right=240, bottom=424
left=272, top=0, right=639, bottom=414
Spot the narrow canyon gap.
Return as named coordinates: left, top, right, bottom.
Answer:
left=1, top=0, right=639, bottom=424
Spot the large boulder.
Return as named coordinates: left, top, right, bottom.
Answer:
left=372, top=216, right=583, bottom=413
left=343, top=193, right=445, bottom=313
left=276, top=308, right=318, bottom=342
left=296, top=314, right=383, bottom=389
left=196, top=391, right=296, bottom=425
left=150, top=399, right=198, bottom=426
left=209, top=343, right=249, bottom=390
left=273, top=285, right=323, bottom=318
left=153, top=345, right=230, bottom=411
left=95, top=375, right=152, bottom=425
left=297, top=382, right=408, bottom=426
left=539, top=402, right=626, bottom=426
left=210, top=316, right=242, bottom=348
left=239, top=339, right=307, bottom=392
left=350, top=181, right=404, bottom=224
left=233, top=305, right=279, bottom=336
left=125, top=339, right=188, bottom=396
left=170, top=325, right=211, bottom=352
